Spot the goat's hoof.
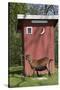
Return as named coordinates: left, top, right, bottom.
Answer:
left=48, top=72, right=51, bottom=76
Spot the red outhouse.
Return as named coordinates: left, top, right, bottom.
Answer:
left=17, top=14, right=58, bottom=76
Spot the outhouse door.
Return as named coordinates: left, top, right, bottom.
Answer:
left=23, top=20, right=55, bottom=76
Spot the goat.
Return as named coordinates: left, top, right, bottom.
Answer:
left=26, top=55, right=51, bottom=76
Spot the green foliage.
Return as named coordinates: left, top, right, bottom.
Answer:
left=9, top=66, right=23, bottom=72
left=54, top=24, right=58, bottom=65
left=8, top=3, right=27, bottom=66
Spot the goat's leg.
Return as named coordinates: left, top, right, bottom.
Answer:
left=47, top=62, right=51, bottom=76
left=36, top=71, right=39, bottom=77
left=48, top=70, right=51, bottom=76
left=46, top=67, right=51, bottom=76
left=33, top=69, right=35, bottom=77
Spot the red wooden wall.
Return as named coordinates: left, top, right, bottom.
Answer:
left=19, top=20, right=56, bottom=76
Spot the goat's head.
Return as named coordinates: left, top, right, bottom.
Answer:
left=25, top=54, right=32, bottom=62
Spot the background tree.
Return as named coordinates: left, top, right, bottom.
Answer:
left=26, top=4, right=58, bottom=15
left=8, top=3, right=27, bottom=66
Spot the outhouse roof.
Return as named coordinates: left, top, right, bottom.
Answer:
left=17, top=14, right=58, bottom=20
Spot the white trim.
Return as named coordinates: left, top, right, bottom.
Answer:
left=25, top=27, right=32, bottom=34
left=17, top=14, right=58, bottom=20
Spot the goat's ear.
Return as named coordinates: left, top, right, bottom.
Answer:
left=25, top=55, right=28, bottom=60
left=25, top=55, right=27, bottom=60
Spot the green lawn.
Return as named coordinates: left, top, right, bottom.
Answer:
left=8, top=68, right=58, bottom=87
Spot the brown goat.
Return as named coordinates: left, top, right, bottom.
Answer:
left=26, top=55, right=51, bottom=76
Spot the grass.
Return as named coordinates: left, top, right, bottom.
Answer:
left=8, top=66, right=23, bottom=74
left=9, top=66, right=23, bottom=72
left=8, top=68, right=58, bottom=87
